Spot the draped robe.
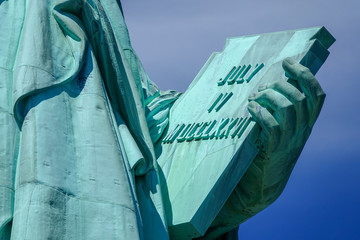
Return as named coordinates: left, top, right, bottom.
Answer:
left=0, top=0, right=181, bottom=239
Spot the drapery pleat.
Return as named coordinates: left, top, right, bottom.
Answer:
left=0, top=0, right=180, bottom=239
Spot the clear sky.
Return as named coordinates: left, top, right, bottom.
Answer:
left=121, top=1, right=360, bottom=239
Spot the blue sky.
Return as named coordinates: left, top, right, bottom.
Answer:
left=121, top=1, right=360, bottom=239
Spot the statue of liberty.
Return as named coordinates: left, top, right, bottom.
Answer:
left=0, top=0, right=328, bottom=239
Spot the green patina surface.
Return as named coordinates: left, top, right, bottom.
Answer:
left=0, top=1, right=335, bottom=239
left=157, top=26, right=334, bottom=239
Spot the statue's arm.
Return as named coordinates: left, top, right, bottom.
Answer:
left=102, top=5, right=182, bottom=144
left=202, top=58, right=326, bottom=239
left=117, top=32, right=181, bottom=143
left=144, top=89, right=182, bottom=143
left=123, top=47, right=182, bottom=144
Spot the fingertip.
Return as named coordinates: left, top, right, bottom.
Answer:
left=247, top=100, right=257, bottom=109
left=283, top=57, right=296, bottom=65
left=247, top=102, right=258, bottom=120
left=248, top=93, right=257, bottom=101
left=282, top=58, right=301, bottom=79
left=282, top=59, right=293, bottom=76
left=258, top=84, right=267, bottom=92
left=282, top=58, right=291, bottom=71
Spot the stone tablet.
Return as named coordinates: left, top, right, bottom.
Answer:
left=156, top=26, right=335, bottom=239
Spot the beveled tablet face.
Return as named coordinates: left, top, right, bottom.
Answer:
left=156, top=26, right=334, bottom=239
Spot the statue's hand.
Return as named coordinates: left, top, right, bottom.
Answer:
left=247, top=58, right=325, bottom=159
left=203, top=59, right=326, bottom=237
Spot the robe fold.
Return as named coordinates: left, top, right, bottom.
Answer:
left=0, top=0, right=180, bottom=239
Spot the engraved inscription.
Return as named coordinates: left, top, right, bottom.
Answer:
left=163, top=117, right=253, bottom=144
left=230, top=117, right=252, bottom=138
left=208, top=92, right=233, bottom=113
left=227, top=66, right=242, bottom=85
left=230, top=117, right=247, bottom=138
left=215, top=118, right=230, bottom=138
left=232, top=65, right=246, bottom=83
left=217, top=63, right=264, bottom=85
left=186, top=122, right=204, bottom=142
left=163, top=124, right=185, bottom=143
left=177, top=123, right=195, bottom=142
left=217, top=67, right=236, bottom=86
left=236, top=65, right=251, bottom=83
left=194, top=122, right=210, bottom=140
left=215, top=92, right=233, bottom=112
left=223, top=118, right=239, bottom=138
left=208, top=94, right=224, bottom=113
left=201, top=120, right=217, bottom=140
left=246, top=63, right=264, bottom=82
left=235, top=117, right=252, bottom=138
left=162, top=62, right=259, bottom=145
